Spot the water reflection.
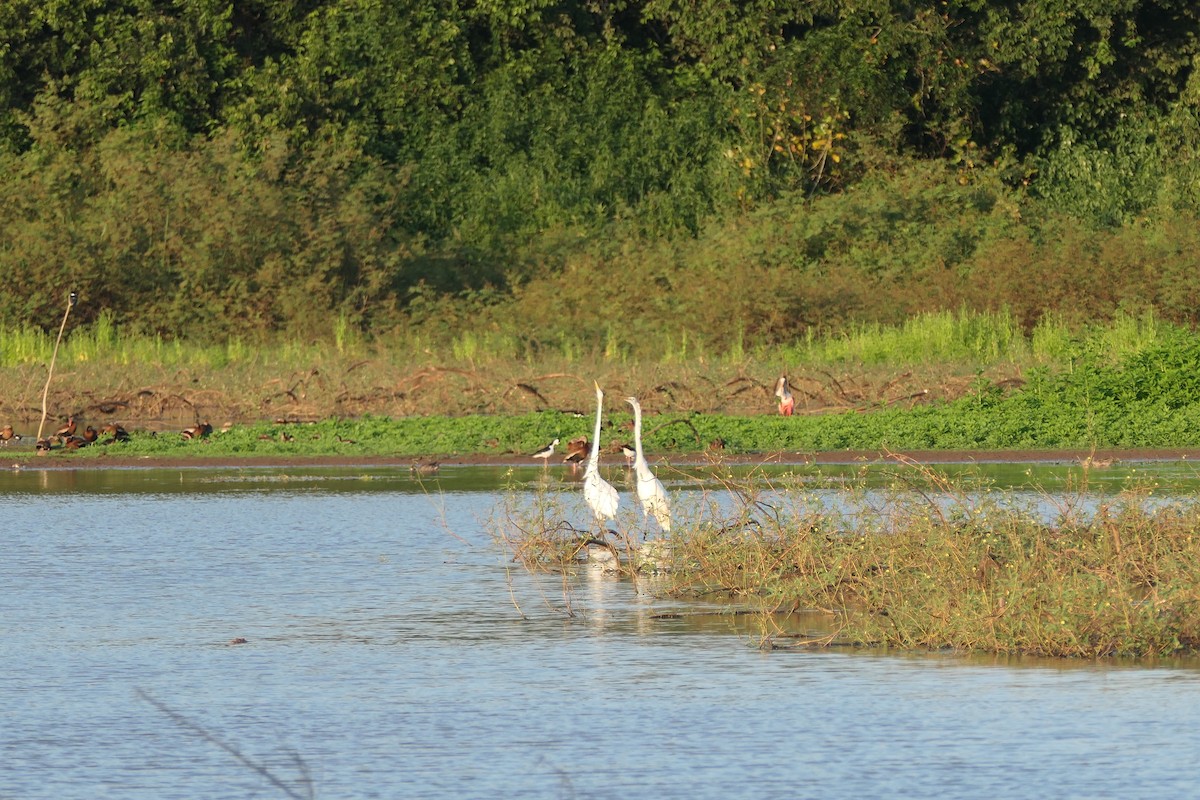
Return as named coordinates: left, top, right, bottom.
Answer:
left=3, top=463, right=1200, bottom=799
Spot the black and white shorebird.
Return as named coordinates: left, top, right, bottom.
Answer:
left=619, top=443, right=637, bottom=466
left=531, top=438, right=560, bottom=464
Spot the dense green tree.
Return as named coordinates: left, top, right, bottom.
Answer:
left=1, top=0, right=1199, bottom=341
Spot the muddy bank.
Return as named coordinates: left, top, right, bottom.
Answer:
left=11, top=448, right=1200, bottom=470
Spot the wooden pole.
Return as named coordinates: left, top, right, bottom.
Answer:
left=36, top=291, right=77, bottom=444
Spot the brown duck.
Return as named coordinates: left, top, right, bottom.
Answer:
left=100, top=423, right=130, bottom=443
left=562, top=436, right=589, bottom=465
left=182, top=422, right=213, bottom=440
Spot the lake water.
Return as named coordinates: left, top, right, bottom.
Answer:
left=3, top=462, right=1200, bottom=799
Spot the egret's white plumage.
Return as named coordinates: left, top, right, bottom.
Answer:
left=625, top=396, right=671, bottom=532
left=583, top=382, right=620, bottom=524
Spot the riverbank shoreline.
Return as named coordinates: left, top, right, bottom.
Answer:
left=9, top=447, right=1200, bottom=470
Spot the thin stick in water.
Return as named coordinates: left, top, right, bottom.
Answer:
left=36, top=290, right=77, bottom=443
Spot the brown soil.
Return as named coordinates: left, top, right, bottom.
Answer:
left=1, top=361, right=1018, bottom=429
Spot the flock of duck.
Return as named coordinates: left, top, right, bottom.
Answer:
left=0, top=417, right=212, bottom=452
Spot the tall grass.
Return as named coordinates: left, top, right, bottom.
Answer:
left=495, top=461, right=1200, bottom=658
left=0, top=307, right=1181, bottom=373
left=780, top=308, right=1025, bottom=366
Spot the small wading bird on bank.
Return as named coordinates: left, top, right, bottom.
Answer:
left=531, top=438, right=559, bottom=464
left=583, top=382, right=620, bottom=526
left=774, top=375, right=795, bottom=416
left=619, top=443, right=636, bottom=466
left=625, top=396, right=672, bottom=533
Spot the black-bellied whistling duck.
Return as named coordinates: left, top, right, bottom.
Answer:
left=182, top=422, right=213, bottom=440
left=82, top=426, right=98, bottom=443
left=54, top=416, right=77, bottom=438
left=562, top=437, right=589, bottom=465
left=0, top=424, right=18, bottom=445
left=101, top=423, right=130, bottom=443
left=774, top=375, right=795, bottom=416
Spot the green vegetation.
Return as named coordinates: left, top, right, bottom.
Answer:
left=496, top=463, right=1200, bottom=658
left=1, top=1, right=1199, bottom=352
left=7, top=309, right=1200, bottom=459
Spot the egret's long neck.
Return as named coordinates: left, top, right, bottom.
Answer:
left=588, top=391, right=603, bottom=468
left=633, top=403, right=645, bottom=461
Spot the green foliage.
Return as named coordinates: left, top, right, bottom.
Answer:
left=2, top=0, right=1200, bottom=344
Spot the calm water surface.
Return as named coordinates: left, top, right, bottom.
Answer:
left=3, top=463, right=1200, bottom=799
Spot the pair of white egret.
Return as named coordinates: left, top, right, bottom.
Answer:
left=583, top=381, right=672, bottom=533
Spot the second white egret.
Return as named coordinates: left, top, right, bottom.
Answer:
left=624, top=396, right=671, bottom=533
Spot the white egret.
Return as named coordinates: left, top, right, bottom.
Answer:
left=774, top=375, right=795, bottom=416
left=583, top=382, right=620, bottom=525
left=624, top=396, right=671, bottom=533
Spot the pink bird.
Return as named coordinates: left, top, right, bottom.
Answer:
left=774, top=375, right=794, bottom=416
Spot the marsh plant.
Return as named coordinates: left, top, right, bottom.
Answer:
left=494, top=459, right=1200, bottom=658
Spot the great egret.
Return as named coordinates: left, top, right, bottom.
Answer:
left=774, top=375, right=795, bottom=416
left=583, top=382, right=620, bottom=525
left=624, top=396, right=672, bottom=533
left=531, top=438, right=559, bottom=464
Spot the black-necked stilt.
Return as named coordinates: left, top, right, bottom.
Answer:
left=531, top=438, right=559, bottom=463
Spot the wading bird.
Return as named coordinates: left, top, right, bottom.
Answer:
left=774, top=375, right=795, bottom=416
left=619, top=443, right=636, bottom=466
left=583, top=382, right=620, bottom=525
left=624, top=396, right=672, bottom=533
left=531, top=438, right=559, bottom=464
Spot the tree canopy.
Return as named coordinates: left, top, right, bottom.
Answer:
left=1, top=0, right=1198, bottom=343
